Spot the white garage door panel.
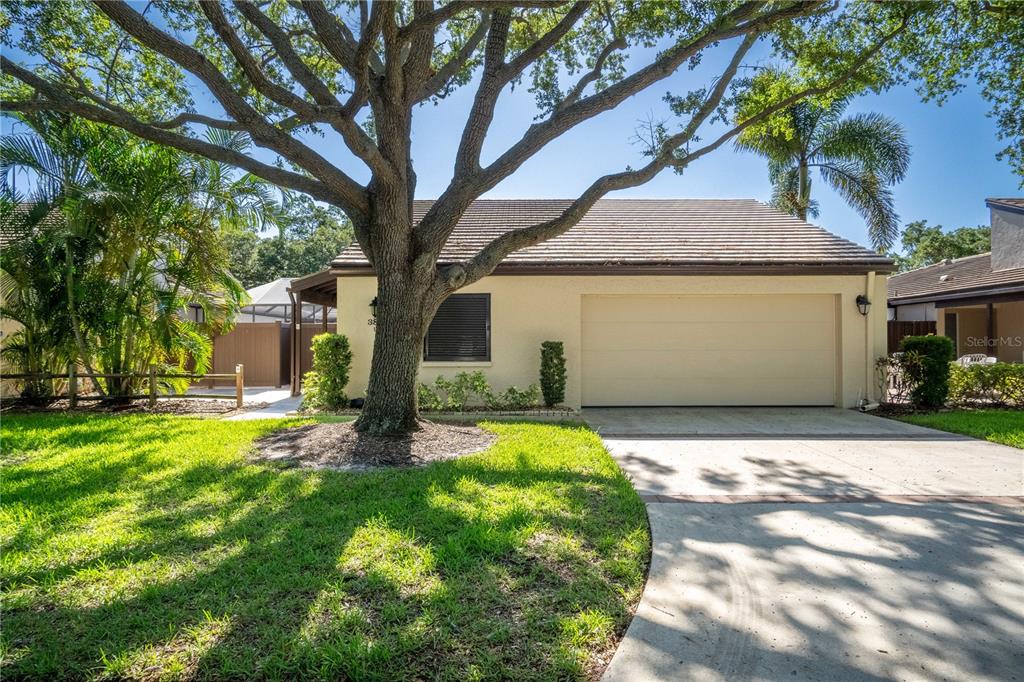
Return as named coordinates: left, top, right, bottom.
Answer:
left=583, top=322, right=833, bottom=352
left=581, top=295, right=836, bottom=406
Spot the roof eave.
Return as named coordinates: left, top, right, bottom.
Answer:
left=331, top=260, right=895, bottom=276
left=888, top=282, right=1024, bottom=306
left=986, top=198, right=1024, bottom=216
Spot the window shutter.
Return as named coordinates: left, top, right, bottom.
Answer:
left=424, top=294, right=490, bottom=361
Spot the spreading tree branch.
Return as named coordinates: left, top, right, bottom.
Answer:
left=448, top=12, right=908, bottom=288
left=92, top=0, right=368, bottom=208
left=414, top=11, right=492, bottom=102
left=0, top=57, right=366, bottom=216
left=232, top=0, right=392, bottom=178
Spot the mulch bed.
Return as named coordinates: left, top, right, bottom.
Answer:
left=252, top=420, right=497, bottom=471
left=0, top=398, right=267, bottom=417
left=871, top=402, right=1023, bottom=418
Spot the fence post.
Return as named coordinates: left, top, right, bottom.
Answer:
left=148, top=365, right=157, bottom=408
left=235, top=364, right=244, bottom=409
left=68, top=363, right=78, bottom=409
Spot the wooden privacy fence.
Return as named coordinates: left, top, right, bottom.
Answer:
left=212, top=322, right=289, bottom=387
left=208, top=321, right=335, bottom=392
left=4, top=364, right=246, bottom=408
left=887, top=320, right=937, bottom=354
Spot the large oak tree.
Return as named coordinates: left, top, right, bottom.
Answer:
left=3, top=1, right=1021, bottom=432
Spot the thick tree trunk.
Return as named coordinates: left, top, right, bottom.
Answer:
left=354, top=275, right=431, bottom=434
left=352, top=178, right=444, bottom=434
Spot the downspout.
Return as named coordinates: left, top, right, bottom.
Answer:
left=864, top=271, right=876, bottom=405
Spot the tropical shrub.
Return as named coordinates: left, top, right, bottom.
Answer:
left=899, top=335, right=955, bottom=408
left=539, top=341, right=566, bottom=407
left=948, top=362, right=1024, bottom=407
left=1, top=114, right=273, bottom=400
left=301, top=333, right=352, bottom=411
left=487, top=384, right=542, bottom=411
left=417, top=371, right=541, bottom=411
left=417, top=382, right=444, bottom=411
left=433, top=371, right=491, bottom=411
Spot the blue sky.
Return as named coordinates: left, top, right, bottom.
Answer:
left=402, top=47, right=1020, bottom=251
left=284, top=31, right=1021, bottom=251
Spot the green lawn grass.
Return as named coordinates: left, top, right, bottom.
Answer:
left=896, top=409, right=1024, bottom=448
left=0, top=414, right=648, bottom=681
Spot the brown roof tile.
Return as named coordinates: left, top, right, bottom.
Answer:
left=887, top=253, right=1024, bottom=304
left=333, top=199, right=893, bottom=272
left=987, top=197, right=1024, bottom=211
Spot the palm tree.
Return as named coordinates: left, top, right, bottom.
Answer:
left=1, top=114, right=278, bottom=399
left=736, top=96, right=911, bottom=251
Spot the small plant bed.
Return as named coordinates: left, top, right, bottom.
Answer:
left=893, top=408, right=1024, bottom=449
left=253, top=420, right=497, bottom=470
left=301, top=407, right=579, bottom=421
left=1, top=414, right=649, bottom=680
left=0, top=397, right=265, bottom=417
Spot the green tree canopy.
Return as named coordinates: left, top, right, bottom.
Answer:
left=894, top=219, right=991, bottom=271
left=225, top=195, right=353, bottom=289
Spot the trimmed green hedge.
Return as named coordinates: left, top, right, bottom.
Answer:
left=301, top=333, right=352, bottom=411
left=539, top=341, right=567, bottom=407
left=948, top=362, right=1024, bottom=407
left=899, top=335, right=955, bottom=408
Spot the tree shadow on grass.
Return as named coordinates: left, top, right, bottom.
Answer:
left=2, top=417, right=647, bottom=681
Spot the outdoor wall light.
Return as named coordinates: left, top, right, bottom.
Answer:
left=370, top=296, right=378, bottom=318
left=856, top=294, right=871, bottom=316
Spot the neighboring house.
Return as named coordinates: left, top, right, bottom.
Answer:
left=238, top=277, right=335, bottom=324
left=327, top=199, right=892, bottom=409
left=888, top=198, right=1024, bottom=362
left=0, top=223, right=24, bottom=398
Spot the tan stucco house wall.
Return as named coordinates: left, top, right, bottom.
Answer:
left=336, top=272, right=888, bottom=409
left=0, top=316, right=24, bottom=398
left=937, top=300, right=1024, bottom=362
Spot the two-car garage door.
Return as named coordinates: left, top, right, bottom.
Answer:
left=581, top=295, right=837, bottom=406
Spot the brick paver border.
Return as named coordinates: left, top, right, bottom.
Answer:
left=640, top=494, right=1024, bottom=506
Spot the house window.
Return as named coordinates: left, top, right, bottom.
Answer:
left=424, top=293, right=490, bottom=361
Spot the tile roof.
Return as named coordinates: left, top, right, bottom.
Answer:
left=333, top=199, right=893, bottom=272
left=987, top=197, right=1024, bottom=212
left=1, top=203, right=63, bottom=246
left=887, top=253, right=1024, bottom=304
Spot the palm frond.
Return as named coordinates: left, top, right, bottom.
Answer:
left=813, top=112, right=911, bottom=183
left=818, top=161, right=900, bottom=251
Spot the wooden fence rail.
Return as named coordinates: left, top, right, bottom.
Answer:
left=3, top=364, right=245, bottom=408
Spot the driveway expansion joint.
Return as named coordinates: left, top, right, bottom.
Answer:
left=639, top=493, right=1024, bottom=506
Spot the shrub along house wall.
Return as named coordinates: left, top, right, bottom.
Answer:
left=336, top=273, right=889, bottom=410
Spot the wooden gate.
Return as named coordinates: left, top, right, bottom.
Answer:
left=887, top=320, right=937, bottom=353
left=298, top=323, right=337, bottom=378
left=211, top=322, right=290, bottom=386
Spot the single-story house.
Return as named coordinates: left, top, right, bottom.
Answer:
left=322, top=199, right=892, bottom=410
left=888, top=198, right=1024, bottom=362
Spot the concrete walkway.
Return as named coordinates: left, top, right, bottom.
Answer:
left=186, top=386, right=302, bottom=420
left=225, top=393, right=303, bottom=420
left=589, top=408, right=1024, bottom=682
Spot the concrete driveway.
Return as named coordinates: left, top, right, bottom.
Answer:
left=586, top=408, right=1024, bottom=682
